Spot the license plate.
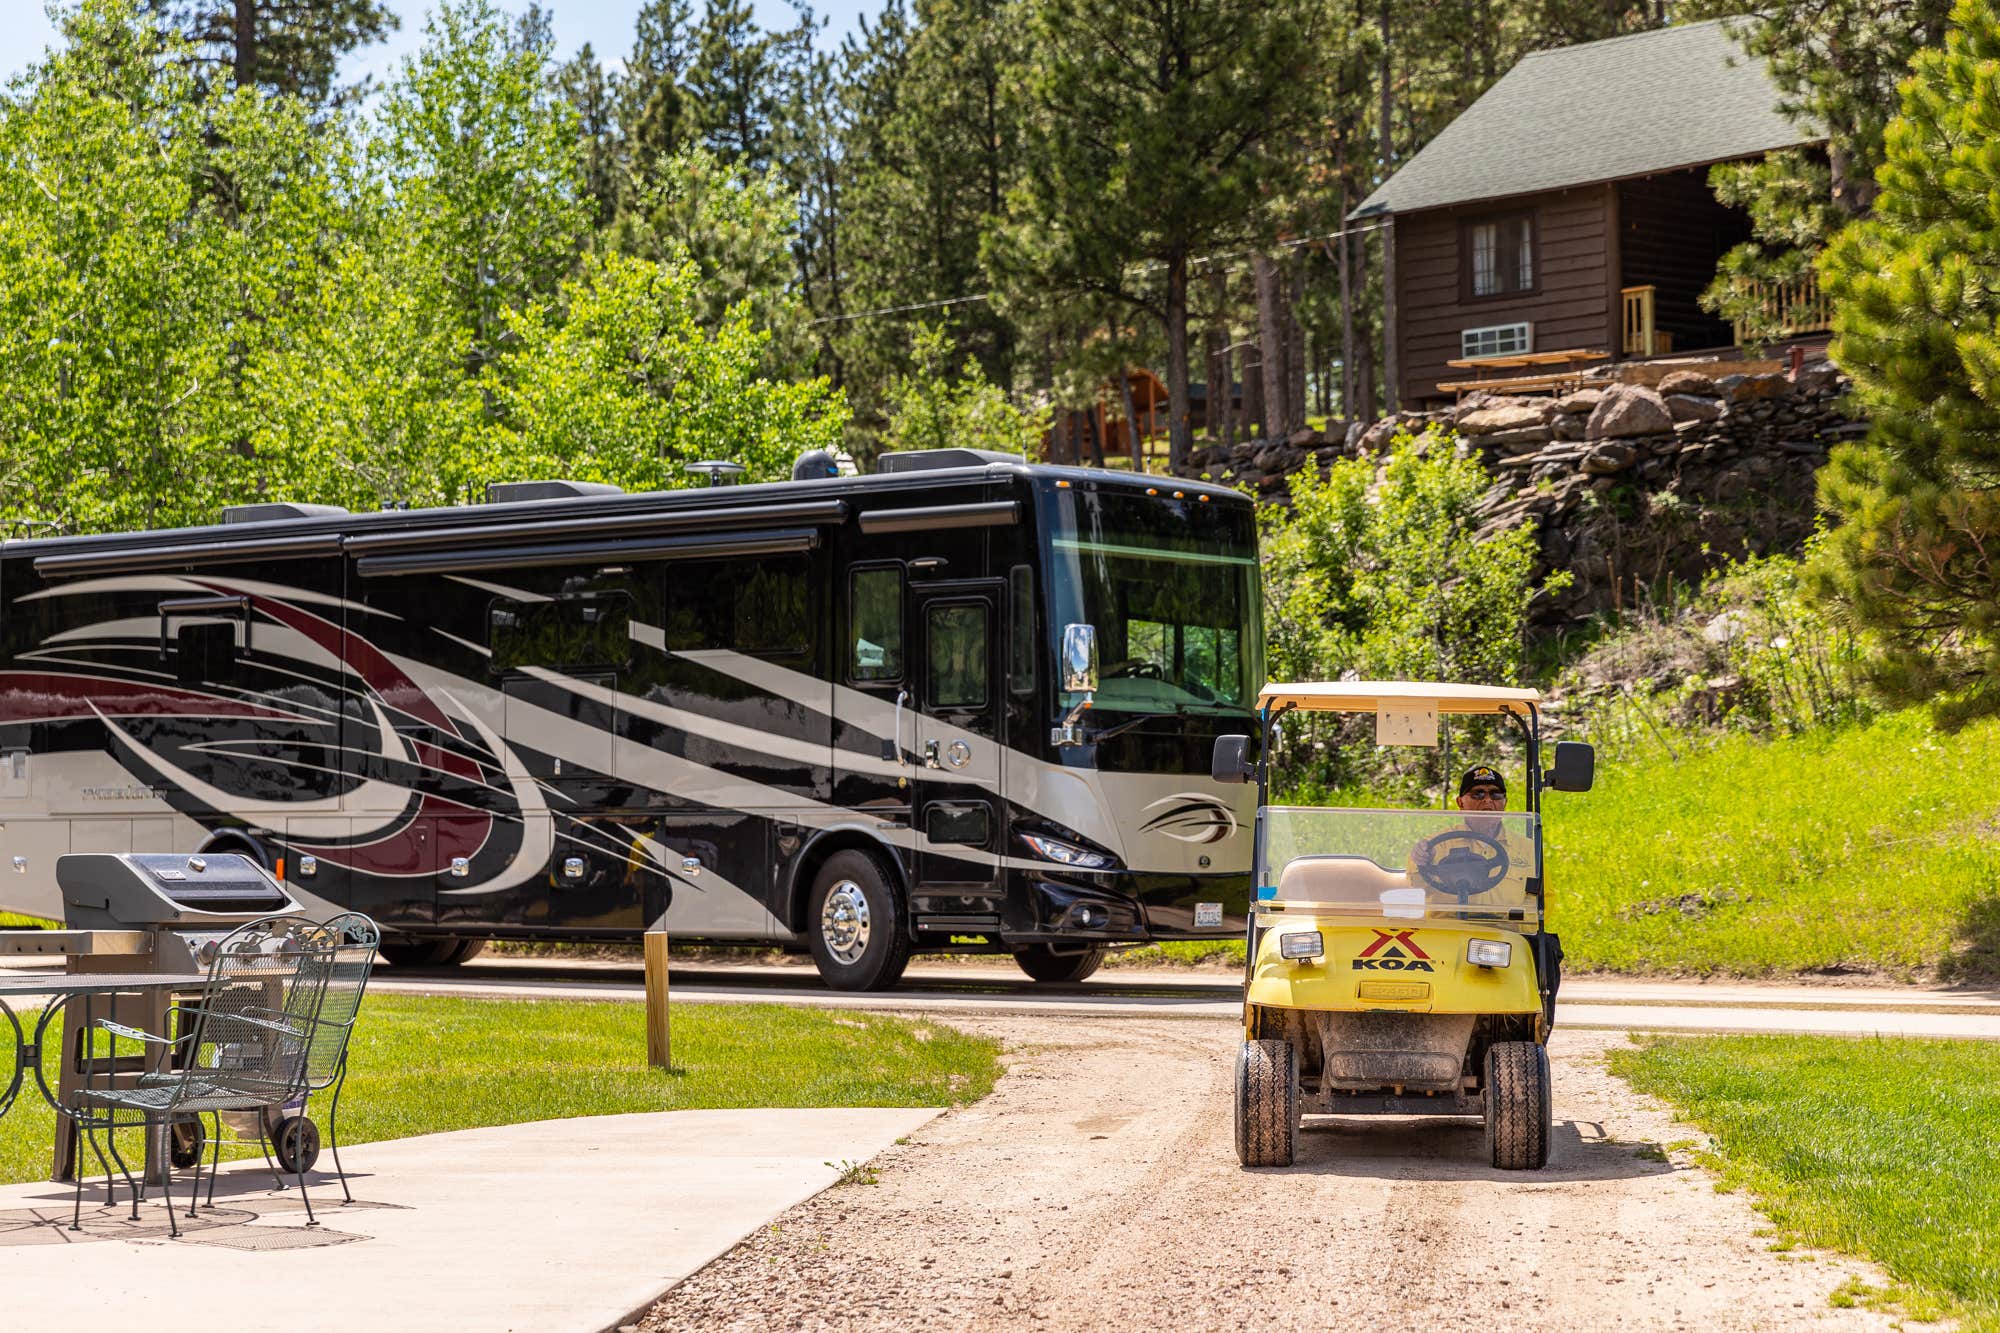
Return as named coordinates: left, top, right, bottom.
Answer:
left=1194, top=902, right=1223, bottom=928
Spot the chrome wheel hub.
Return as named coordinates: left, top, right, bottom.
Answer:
left=821, top=881, right=872, bottom=965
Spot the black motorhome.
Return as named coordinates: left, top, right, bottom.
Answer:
left=0, top=449, right=1261, bottom=988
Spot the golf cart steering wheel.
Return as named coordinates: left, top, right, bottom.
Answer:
left=1412, top=830, right=1510, bottom=903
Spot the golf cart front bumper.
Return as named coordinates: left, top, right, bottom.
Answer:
left=1246, top=915, right=1542, bottom=1015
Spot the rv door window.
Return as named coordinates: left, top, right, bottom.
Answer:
left=850, top=565, right=904, bottom=682
left=927, top=603, right=988, bottom=709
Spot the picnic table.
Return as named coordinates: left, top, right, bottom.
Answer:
left=1438, top=348, right=1611, bottom=399
left=0, top=968, right=208, bottom=1180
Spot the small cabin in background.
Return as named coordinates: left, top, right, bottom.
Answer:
left=1042, top=369, right=1247, bottom=470
left=1351, top=20, right=1828, bottom=409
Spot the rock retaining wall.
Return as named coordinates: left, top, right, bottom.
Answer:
left=1178, top=358, right=1863, bottom=627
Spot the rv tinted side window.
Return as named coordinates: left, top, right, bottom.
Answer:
left=490, top=594, right=632, bottom=672
left=851, top=566, right=903, bottom=682
left=1009, top=565, right=1034, bottom=697
left=666, top=557, right=810, bottom=658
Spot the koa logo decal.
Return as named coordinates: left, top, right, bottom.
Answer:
left=1352, top=928, right=1434, bottom=973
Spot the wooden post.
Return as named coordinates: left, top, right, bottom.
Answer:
left=644, top=928, right=671, bottom=1069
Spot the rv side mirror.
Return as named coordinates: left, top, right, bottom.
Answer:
left=1211, top=734, right=1255, bottom=785
left=1544, top=741, right=1595, bottom=793
left=1060, top=623, right=1099, bottom=693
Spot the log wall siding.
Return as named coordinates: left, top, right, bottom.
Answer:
left=1616, top=168, right=1752, bottom=352
left=1394, top=185, right=1614, bottom=406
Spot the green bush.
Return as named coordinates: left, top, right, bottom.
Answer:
left=1559, top=538, right=1871, bottom=748
left=1261, top=430, right=1566, bottom=793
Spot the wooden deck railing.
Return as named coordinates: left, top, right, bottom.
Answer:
left=1730, top=272, right=1833, bottom=344
left=1620, top=285, right=1667, bottom=356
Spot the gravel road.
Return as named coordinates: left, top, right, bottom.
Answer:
left=639, top=1016, right=1897, bottom=1332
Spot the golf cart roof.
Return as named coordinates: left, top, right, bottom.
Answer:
left=1257, top=681, right=1542, bottom=716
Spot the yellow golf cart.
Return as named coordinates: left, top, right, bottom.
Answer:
left=1212, top=681, right=1594, bottom=1170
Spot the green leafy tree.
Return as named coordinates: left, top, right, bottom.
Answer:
left=497, top=252, right=848, bottom=489
left=1813, top=0, right=2000, bottom=725
left=879, top=324, right=1045, bottom=457
left=0, top=0, right=348, bottom=533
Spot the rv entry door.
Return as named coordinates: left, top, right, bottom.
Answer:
left=911, top=580, right=1003, bottom=897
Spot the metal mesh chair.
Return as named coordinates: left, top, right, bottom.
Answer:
left=301, top=912, right=380, bottom=1202
left=64, top=914, right=336, bottom=1237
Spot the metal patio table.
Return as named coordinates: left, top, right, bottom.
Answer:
left=0, top=968, right=209, bottom=1180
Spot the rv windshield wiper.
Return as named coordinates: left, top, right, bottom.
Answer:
left=1088, top=708, right=1186, bottom=743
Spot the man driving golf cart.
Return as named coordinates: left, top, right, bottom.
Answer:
left=1213, top=681, right=1594, bottom=1171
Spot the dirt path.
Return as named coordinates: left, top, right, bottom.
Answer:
left=638, top=1017, right=1897, bottom=1332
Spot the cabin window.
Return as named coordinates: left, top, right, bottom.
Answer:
left=665, top=557, right=811, bottom=659
left=850, top=565, right=905, bottom=682
left=1466, top=212, right=1535, bottom=297
left=926, top=603, right=988, bottom=709
left=490, top=593, right=633, bottom=672
left=1008, top=565, right=1035, bottom=697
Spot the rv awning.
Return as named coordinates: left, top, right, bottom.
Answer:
left=1257, top=681, right=1541, bottom=715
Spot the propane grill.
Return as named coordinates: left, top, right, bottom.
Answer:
left=58, top=851, right=300, bottom=972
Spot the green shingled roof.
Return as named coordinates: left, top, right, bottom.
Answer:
left=1351, top=20, right=1820, bottom=219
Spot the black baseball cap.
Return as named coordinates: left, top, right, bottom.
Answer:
left=1459, top=765, right=1506, bottom=795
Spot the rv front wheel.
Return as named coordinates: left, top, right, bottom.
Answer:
left=807, top=851, right=911, bottom=992
left=1011, top=945, right=1105, bottom=984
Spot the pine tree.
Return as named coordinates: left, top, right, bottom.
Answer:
left=1814, top=0, right=2000, bottom=724
left=997, top=0, right=1326, bottom=469
left=558, top=44, right=621, bottom=230
left=146, top=0, right=397, bottom=104
left=620, top=0, right=696, bottom=184
left=685, top=0, right=782, bottom=171
left=1695, top=0, right=1951, bottom=339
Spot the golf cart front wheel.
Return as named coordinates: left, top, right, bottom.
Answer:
left=1234, top=1038, right=1298, bottom=1168
left=1484, top=1041, right=1552, bottom=1170
left=273, top=1115, right=321, bottom=1175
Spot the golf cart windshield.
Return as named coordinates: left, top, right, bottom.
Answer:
left=1257, top=807, right=1542, bottom=928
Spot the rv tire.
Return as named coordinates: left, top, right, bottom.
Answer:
left=1011, top=945, right=1106, bottom=984
left=380, top=936, right=468, bottom=968
left=807, top=851, right=911, bottom=992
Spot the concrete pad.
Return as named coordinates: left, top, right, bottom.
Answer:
left=0, top=1106, right=940, bottom=1333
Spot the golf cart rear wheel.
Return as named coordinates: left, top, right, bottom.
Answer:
left=1484, top=1041, right=1552, bottom=1170
left=806, top=851, right=912, bottom=992
left=1011, top=945, right=1105, bottom=984
left=272, top=1115, right=321, bottom=1175
left=1234, top=1038, right=1298, bottom=1168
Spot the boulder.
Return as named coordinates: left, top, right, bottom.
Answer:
left=1716, top=371, right=1790, bottom=402
left=1455, top=400, right=1546, bottom=436
left=1584, top=383, right=1675, bottom=440
left=1582, top=442, right=1638, bottom=475
left=1286, top=427, right=1320, bottom=448
left=1656, top=369, right=1717, bottom=397
left=1478, top=425, right=1553, bottom=452
left=1665, top=393, right=1723, bottom=424
left=1557, top=388, right=1604, bottom=414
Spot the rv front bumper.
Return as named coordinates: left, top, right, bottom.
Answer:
left=1000, top=870, right=1252, bottom=944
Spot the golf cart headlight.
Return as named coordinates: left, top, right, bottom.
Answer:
left=1467, top=939, right=1512, bottom=969
left=1021, top=833, right=1115, bottom=870
left=1278, top=930, right=1324, bottom=961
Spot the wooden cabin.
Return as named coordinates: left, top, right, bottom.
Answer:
left=1043, top=368, right=1173, bottom=470
left=1350, top=20, right=1828, bottom=409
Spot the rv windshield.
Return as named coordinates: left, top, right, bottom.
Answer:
left=1257, top=807, right=1542, bottom=929
left=1042, top=487, right=1261, bottom=713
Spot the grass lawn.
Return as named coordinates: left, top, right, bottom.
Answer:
left=0, top=995, right=1000, bottom=1187
left=1550, top=708, right=2000, bottom=978
left=1610, top=1033, right=2000, bottom=1330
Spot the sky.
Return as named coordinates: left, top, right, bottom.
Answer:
left=4, top=0, right=884, bottom=86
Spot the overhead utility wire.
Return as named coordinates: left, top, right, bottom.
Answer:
left=807, top=217, right=1390, bottom=327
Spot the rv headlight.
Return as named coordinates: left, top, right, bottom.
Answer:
left=1021, top=833, right=1115, bottom=870
left=1278, top=930, right=1324, bottom=961
left=1467, top=939, right=1512, bottom=969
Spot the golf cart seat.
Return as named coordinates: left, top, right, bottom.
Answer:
left=1276, top=855, right=1411, bottom=907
